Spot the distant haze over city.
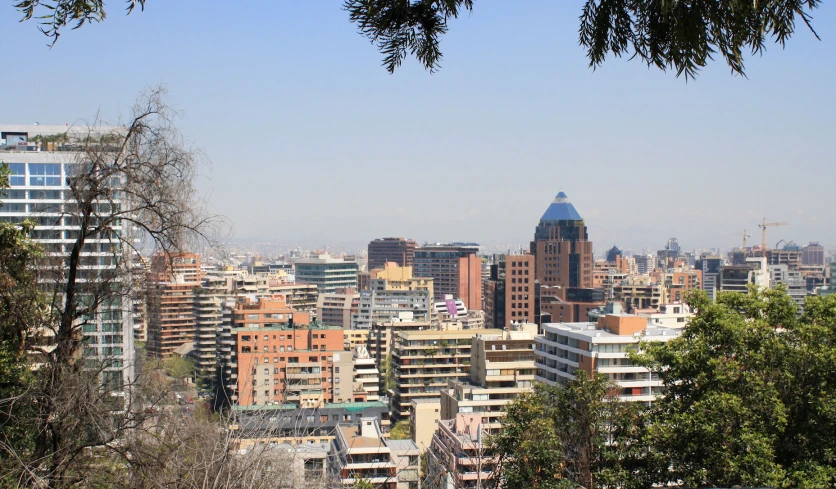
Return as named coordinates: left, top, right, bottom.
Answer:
left=2, top=3, right=834, bottom=251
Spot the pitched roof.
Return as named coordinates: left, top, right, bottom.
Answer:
left=540, top=191, right=583, bottom=221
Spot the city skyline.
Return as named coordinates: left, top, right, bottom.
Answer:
left=2, top=2, right=834, bottom=250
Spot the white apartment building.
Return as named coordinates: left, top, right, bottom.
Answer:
left=638, top=303, right=693, bottom=328
left=353, top=345, right=380, bottom=402
left=535, top=314, right=681, bottom=403
left=352, top=289, right=432, bottom=330
left=1, top=125, right=135, bottom=387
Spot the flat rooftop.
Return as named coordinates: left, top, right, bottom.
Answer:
left=543, top=321, right=681, bottom=341
left=339, top=425, right=385, bottom=449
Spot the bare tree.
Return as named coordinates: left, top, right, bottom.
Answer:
left=2, top=86, right=226, bottom=488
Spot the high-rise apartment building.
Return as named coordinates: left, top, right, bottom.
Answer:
left=231, top=317, right=352, bottom=407
left=530, top=191, right=593, bottom=289
left=390, top=328, right=502, bottom=419
left=426, top=414, right=497, bottom=489
left=353, top=265, right=433, bottom=330
left=535, top=314, right=681, bottom=402
left=719, top=257, right=770, bottom=294
left=413, top=243, right=482, bottom=310
left=369, top=262, right=434, bottom=297
left=294, top=254, right=358, bottom=294
left=440, top=326, right=537, bottom=430
left=316, top=288, right=360, bottom=328
left=0, top=124, right=136, bottom=387
left=697, top=254, right=724, bottom=301
left=368, top=237, right=417, bottom=271
left=147, top=252, right=203, bottom=359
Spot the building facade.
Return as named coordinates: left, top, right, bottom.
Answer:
left=317, top=288, right=360, bottom=328
left=483, top=254, right=536, bottom=330
left=440, top=326, right=537, bottom=431
left=1, top=125, right=136, bottom=387
left=147, top=252, right=203, bottom=359
left=531, top=191, right=594, bottom=289
left=390, top=328, right=502, bottom=419
left=413, top=243, right=482, bottom=310
left=368, top=237, right=417, bottom=271
left=294, top=254, right=359, bottom=294
left=535, top=314, right=681, bottom=402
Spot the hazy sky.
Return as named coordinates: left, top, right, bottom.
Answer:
left=2, top=2, right=834, bottom=252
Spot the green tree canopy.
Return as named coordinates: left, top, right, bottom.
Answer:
left=495, top=287, right=836, bottom=489
left=490, top=371, right=651, bottom=489
left=15, top=1, right=821, bottom=78
left=634, top=287, right=836, bottom=488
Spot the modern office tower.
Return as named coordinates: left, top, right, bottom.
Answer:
left=606, top=245, right=622, bottom=263
left=657, top=238, right=681, bottom=270
left=719, top=257, right=770, bottom=294
left=147, top=252, right=202, bottom=359
left=530, top=191, right=593, bottom=288
left=368, top=237, right=417, bottom=271
left=0, top=124, right=136, bottom=386
left=426, top=413, right=496, bottom=489
left=414, top=243, right=482, bottom=309
left=483, top=254, right=536, bottom=329
left=634, top=254, right=652, bottom=274
left=294, top=254, right=358, bottom=294
left=330, top=418, right=399, bottom=489
left=352, top=345, right=380, bottom=402
left=231, top=322, right=351, bottom=407
left=768, top=264, right=807, bottom=305
left=316, top=288, right=360, bottom=328
left=535, top=313, right=681, bottom=402
left=439, top=326, right=537, bottom=430
left=390, top=328, right=502, bottom=419
left=802, top=242, right=825, bottom=266
left=820, top=262, right=836, bottom=296
left=696, top=254, right=724, bottom=301
left=353, top=268, right=433, bottom=330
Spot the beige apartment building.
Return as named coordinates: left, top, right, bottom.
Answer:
left=409, top=398, right=442, bottom=452
left=613, top=275, right=668, bottom=311
left=440, top=325, right=537, bottom=431
left=391, top=328, right=503, bottom=419
left=344, top=329, right=369, bottom=350
left=370, top=262, right=434, bottom=297
left=317, top=287, right=360, bottom=328
left=425, top=413, right=496, bottom=489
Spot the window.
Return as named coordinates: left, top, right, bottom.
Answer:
left=28, top=164, right=61, bottom=186
left=2, top=189, right=25, bottom=199
left=248, top=314, right=259, bottom=320
left=7, top=164, right=25, bottom=186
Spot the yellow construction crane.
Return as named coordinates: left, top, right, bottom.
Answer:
left=758, top=218, right=789, bottom=256
left=731, top=229, right=751, bottom=251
